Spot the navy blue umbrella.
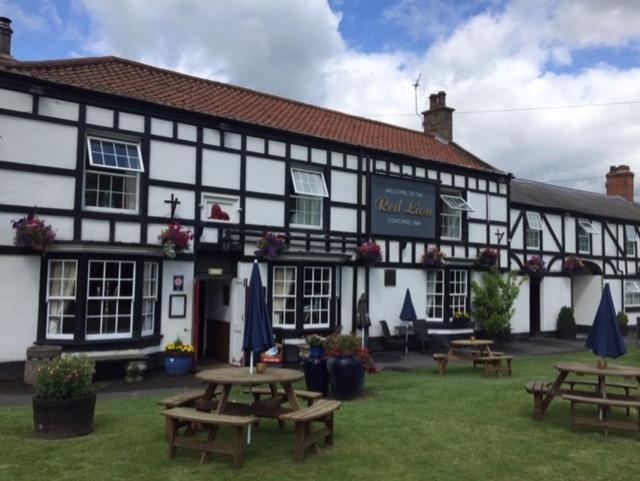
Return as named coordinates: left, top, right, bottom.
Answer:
left=243, top=260, right=274, bottom=372
left=585, top=283, right=626, bottom=360
left=400, top=289, right=417, bottom=355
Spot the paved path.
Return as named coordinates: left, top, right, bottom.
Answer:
left=0, top=336, right=593, bottom=406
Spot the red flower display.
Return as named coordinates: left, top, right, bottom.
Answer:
left=356, top=240, right=382, bottom=264
left=159, top=222, right=193, bottom=259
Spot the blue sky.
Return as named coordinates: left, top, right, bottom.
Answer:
left=5, top=0, right=640, bottom=194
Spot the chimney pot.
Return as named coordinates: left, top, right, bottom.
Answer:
left=0, top=17, right=13, bottom=59
left=429, top=93, right=437, bottom=109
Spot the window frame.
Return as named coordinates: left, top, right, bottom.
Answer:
left=577, top=221, right=592, bottom=254
left=289, top=194, right=323, bottom=229
left=625, top=280, right=640, bottom=307
left=525, top=212, right=543, bottom=250
left=272, top=266, right=297, bottom=329
left=86, top=136, right=145, bottom=173
left=84, top=168, right=140, bottom=213
left=45, top=259, right=78, bottom=340
left=302, top=266, right=332, bottom=329
left=626, top=225, right=637, bottom=257
left=141, top=262, right=159, bottom=337
left=448, top=269, right=468, bottom=320
left=426, top=269, right=445, bottom=321
left=290, top=168, right=329, bottom=197
left=85, top=260, right=137, bottom=340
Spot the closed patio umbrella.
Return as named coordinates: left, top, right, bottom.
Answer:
left=400, top=289, right=417, bottom=356
left=585, top=283, right=626, bottom=361
left=242, top=260, right=274, bottom=444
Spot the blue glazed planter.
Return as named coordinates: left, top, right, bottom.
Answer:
left=327, top=355, right=364, bottom=400
left=164, top=355, right=192, bottom=376
left=304, top=347, right=328, bottom=395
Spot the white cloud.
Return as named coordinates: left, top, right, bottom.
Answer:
left=74, top=0, right=640, bottom=196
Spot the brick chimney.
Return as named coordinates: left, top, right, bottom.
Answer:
left=421, top=90, right=454, bottom=142
left=606, top=165, right=634, bottom=202
left=0, top=17, right=13, bottom=60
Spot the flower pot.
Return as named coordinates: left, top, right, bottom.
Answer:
left=327, top=355, right=364, bottom=400
left=304, top=347, right=328, bottom=395
left=33, top=393, right=96, bottom=439
left=164, top=355, right=193, bottom=376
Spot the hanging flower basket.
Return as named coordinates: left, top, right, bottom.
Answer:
left=355, top=240, right=382, bottom=265
left=11, top=214, right=56, bottom=252
left=524, top=255, right=546, bottom=277
left=422, top=246, right=445, bottom=268
left=562, top=255, right=584, bottom=275
left=159, top=222, right=193, bottom=259
left=477, top=247, right=499, bottom=269
left=256, top=232, right=286, bottom=259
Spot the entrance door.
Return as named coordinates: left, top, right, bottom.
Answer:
left=529, top=278, right=541, bottom=336
left=198, top=280, right=232, bottom=362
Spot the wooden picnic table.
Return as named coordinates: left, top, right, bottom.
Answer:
left=195, top=367, right=305, bottom=417
left=532, top=361, right=640, bottom=420
left=434, top=338, right=507, bottom=375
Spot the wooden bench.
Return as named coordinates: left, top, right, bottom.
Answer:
left=525, top=380, right=552, bottom=420
left=71, top=352, right=148, bottom=382
left=158, top=389, right=210, bottom=408
left=562, top=394, right=640, bottom=437
left=476, top=355, right=513, bottom=377
left=279, top=399, right=341, bottom=462
left=472, top=351, right=503, bottom=368
left=162, top=407, right=257, bottom=469
left=247, top=387, right=323, bottom=406
left=565, top=380, right=638, bottom=415
left=433, top=353, right=448, bottom=376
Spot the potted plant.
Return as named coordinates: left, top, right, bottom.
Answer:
left=451, top=310, right=471, bottom=328
left=256, top=232, right=286, bottom=259
left=32, top=356, right=96, bottom=439
left=524, top=255, right=546, bottom=277
left=159, top=221, right=193, bottom=259
left=303, top=335, right=328, bottom=395
left=471, top=269, right=523, bottom=344
left=556, top=306, right=576, bottom=339
left=617, top=311, right=629, bottom=336
left=356, top=239, right=382, bottom=265
left=325, top=333, right=377, bottom=400
left=422, top=246, right=445, bottom=268
left=563, top=255, right=584, bottom=275
left=11, top=214, right=56, bottom=252
left=477, top=247, right=499, bottom=269
left=164, top=338, right=194, bottom=376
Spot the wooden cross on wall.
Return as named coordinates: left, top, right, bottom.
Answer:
left=164, top=194, right=181, bottom=220
left=494, top=229, right=505, bottom=245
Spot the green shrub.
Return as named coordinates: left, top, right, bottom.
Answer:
left=34, top=356, right=95, bottom=400
left=556, top=306, right=576, bottom=338
left=471, top=269, right=523, bottom=337
left=617, top=311, right=629, bottom=328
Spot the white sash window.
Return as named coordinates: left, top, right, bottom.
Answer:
left=46, top=260, right=77, bottom=339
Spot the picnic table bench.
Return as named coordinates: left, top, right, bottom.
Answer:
left=162, top=407, right=257, bottom=469
left=246, top=387, right=322, bottom=406
left=562, top=393, right=640, bottom=436
left=433, top=339, right=514, bottom=377
left=279, top=399, right=341, bottom=462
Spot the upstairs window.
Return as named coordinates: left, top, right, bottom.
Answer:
left=440, top=194, right=473, bottom=240
left=625, top=280, right=640, bottom=307
left=84, top=136, right=143, bottom=212
left=525, top=212, right=543, bottom=249
left=626, top=225, right=637, bottom=257
left=577, top=219, right=598, bottom=253
left=289, top=167, right=328, bottom=229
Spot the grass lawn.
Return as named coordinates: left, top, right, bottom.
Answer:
left=1, top=347, right=639, bottom=481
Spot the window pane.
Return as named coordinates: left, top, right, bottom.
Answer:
left=88, top=137, right=144, bottom=173
left=526, top=212, right=543, bottom=231
left=290, top=168, right=328, bottom=197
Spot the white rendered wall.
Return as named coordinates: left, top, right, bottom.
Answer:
left=0, top=171, right=75, bottom=209
left=0, top=115, right=78, bottom=169
left=0, top=255, right=40, bottom=362
left=160, top=260, right=194, bottom=350
left=245, top=156, right=284, bottom=194
left=544, top=214, right=562, bottom=252
left=540, top=277, right=572, bottom=331
left=330, top=171, right=358, bottom=204
left=367, top=268, right=426, bottom=337
left=511, top=277, right=530, bottom=334
left=150, top=141, right=196, bottom=184
left=572, top=276, right=603, bottom=326
left=202, top=150, right=241, bottom=189
left=39, top=97, right=79, bottom=121
left=245, top=198, right=284, bottom=227
left=467, top=192, right=487, bottom=219
left=330, top=207, right=357, bottom=233
left=148, top=186, right=195, bottom=220
left=0, top=88, right=32, bottom=112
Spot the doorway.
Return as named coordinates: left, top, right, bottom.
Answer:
left=196, top=279, right=232, bottom=362
left=529, top=277, right=541, bottom=336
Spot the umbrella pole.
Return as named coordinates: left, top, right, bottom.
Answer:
left=405, top=326, right=409, bottom=356
left=248, top=350, right=254, bottom=444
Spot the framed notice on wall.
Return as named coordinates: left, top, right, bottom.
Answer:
left=169, top=294, right=187, bottom=318
left=173, top=275, right=184, bottom=291
left=369, top=174, right=437, bottom=239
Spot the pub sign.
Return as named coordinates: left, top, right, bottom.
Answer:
left=370, top=174, right=436, bottom=238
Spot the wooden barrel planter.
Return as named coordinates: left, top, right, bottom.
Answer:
left=33, top=393, right=96, bottom=439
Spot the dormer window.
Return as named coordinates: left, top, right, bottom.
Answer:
left=289, top=167, right=328, bottom=229
left=84, top=136, right=143, bottom=212
left=440, top=193, right=473, bottom=240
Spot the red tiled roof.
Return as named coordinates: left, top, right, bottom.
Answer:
left=0, top=56, right=500, bottom=173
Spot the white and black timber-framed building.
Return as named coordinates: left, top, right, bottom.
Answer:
left=0, top=18, right=638, bottom=377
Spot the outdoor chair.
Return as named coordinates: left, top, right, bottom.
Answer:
left=412, top=319, right=429, bottom=355
left=380, top=320, right=404, bottom=353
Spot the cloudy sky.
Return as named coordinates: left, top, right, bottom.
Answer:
left=6, top=0, right=640, bottom=195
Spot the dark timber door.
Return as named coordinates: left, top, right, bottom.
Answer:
left=529, top=278, right=541, bottom=336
